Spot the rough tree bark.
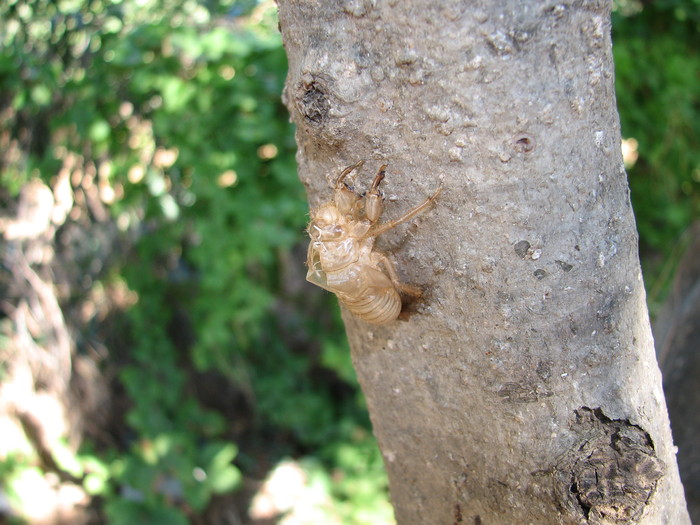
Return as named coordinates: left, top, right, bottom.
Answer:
left=277, top=1, right=690, bottom=524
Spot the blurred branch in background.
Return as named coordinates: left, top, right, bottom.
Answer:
left=0, top=0, right=697, bottom=524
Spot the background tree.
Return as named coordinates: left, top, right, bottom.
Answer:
left=278, top=0, right=691, bottom=523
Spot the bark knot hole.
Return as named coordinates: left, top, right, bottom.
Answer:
left=514, top=133, right=535, bottom=153
left=569, top=407, right=665, bottom=524
left=513, top=240, right=531, bottom=258
left=298, top=81, right=331, bottom=125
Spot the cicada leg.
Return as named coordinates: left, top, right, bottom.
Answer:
left=368, top=184, right=442, bottom=238
left=334, top=161, right=365, bottom=217
left=372, top=252, right=422, bottom=297
left=335, top=160, right=365, bottom=189
left=365, top=164, right=387, bottom=224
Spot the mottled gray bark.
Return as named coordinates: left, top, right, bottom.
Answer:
left=278, top=1, right=690, bottom=523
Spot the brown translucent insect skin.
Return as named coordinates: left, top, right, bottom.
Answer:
left=306, top=162, right=442, bottom=325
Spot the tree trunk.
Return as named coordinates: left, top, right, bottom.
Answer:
left=277, top=1, right=690, bottom=523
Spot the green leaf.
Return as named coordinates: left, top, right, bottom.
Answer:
left=208, top=465, right=241, bottom=494
left=89, top=119, right=111, bottom=142
left=30, top=84, right=52, bottom=106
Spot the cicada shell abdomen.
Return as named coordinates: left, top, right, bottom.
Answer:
left=337, top=265, right=401, bottom=325
left=341, top=287, right=402, bottom=325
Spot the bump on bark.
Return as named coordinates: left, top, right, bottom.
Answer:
left=562, top=407, right=665, bottom=524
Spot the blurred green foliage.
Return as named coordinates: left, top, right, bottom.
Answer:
left=0, top=0, right=697, bottom=523
left=0, top=0, right=388, bottom=523
left=612, top=0, right=700, bottom=307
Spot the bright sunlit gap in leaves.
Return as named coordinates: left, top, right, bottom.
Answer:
left=621, top=137, right=639, bottom=168
left=153, top=147, right=179, bottom=169
left=218, top=170, right=239, bottom=187
left=248, top=459, right=395, bottom=525
left=257, top=143, right=279, bottom=160
left=219, top=65, right=236, bottom=80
